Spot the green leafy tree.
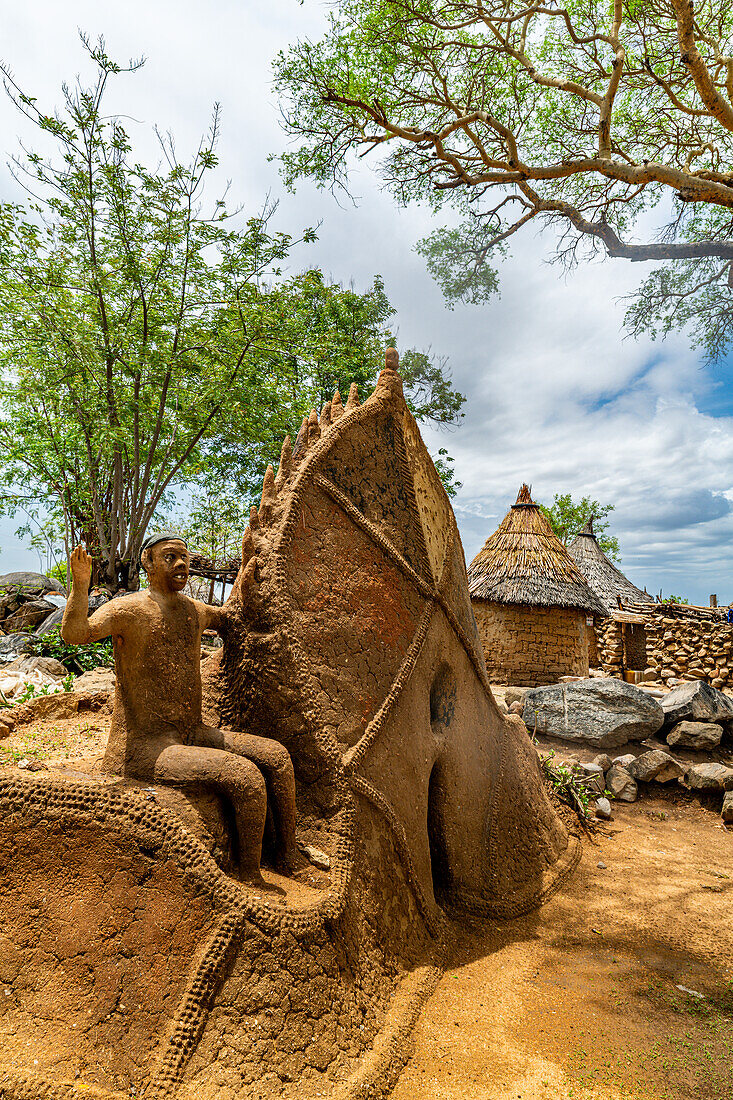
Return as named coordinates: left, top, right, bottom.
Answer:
left=175, top=486, right=250, bottom=564
left=432, top=448, right=462, bottom=498
left=0, top=38, right=463, bottom=592
left=275, top=0, right=733, bottom=362
left=202, top=270, right=465, bottom=499
left=539, top=493, right=620, bottom=560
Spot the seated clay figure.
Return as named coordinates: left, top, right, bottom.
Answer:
left=61, top=533, right=303, bottom=886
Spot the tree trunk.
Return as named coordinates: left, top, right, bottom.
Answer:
left=103, top=556, right=141, bottom=595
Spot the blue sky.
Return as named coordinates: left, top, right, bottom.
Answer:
left=1, top=1, right=732, bottom=606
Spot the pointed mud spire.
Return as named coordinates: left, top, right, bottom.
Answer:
left=242, top=526, right=255, bottom=563
left=230, top=526, right=258, bottom=602
left=250, top=504, right=259, bottom=529
left=232, top=551, right=258, bottom=602
left=274, top=434, right=292, bottom=492
left=345, top=382, right=360, bottom=413
left=307, top=408, right=320, bottom=445
left=259, top=464, right=277, bottom=523
left=320, top=401, right=332, bottom=431
left=293, top=415, right=308, bottom=462
left=331, top=389, right=343, bottom=420
left=376, top=346, right=404, bottom=400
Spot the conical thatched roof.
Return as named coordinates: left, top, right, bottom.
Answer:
left=569, top=516, right=653, bottom=616
left=467, top=485, right=607, bottom=615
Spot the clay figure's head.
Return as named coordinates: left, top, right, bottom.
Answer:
left=140, top=533, right=189, bottom=594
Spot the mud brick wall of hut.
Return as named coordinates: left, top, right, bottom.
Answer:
left=596, top=613, right=733, bottom=688
left=472, top=600, right=589, bottom=686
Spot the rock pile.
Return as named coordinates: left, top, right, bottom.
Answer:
left=526, top=676, right=733, bottom=823
left=557, top=749, right=733, bottom=821
left=0, top=572, right=68, bottom=661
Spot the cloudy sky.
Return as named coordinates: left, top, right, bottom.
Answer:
left=1, top=0, right=732, bottom=605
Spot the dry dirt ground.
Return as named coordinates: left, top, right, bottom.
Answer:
left=395, top=792, right=732, bottom=1100
left=1, top=712, right=731, bottom=1100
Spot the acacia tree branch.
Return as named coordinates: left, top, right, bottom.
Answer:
left=672, top=0, right=733, bottom=131
left=519, top=181, right=733, bottom=260
left=598, top=0, right=625, bottom=157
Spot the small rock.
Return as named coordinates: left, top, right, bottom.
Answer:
left=627, top=750, right=684, bottom=784
left=35, top=607, right=66, bottom=636
left=504, top=688, right=527, bottom=707
left=74, top=667, right=115, bottom=694
left=593, top=754, right=612, bottom=772
left=16, top=758, right=45, bottom=772
left=0, top=633, right=34, bottom=662
left=606, top=765, right=638, bottom=802
left=685, top=763, right=733, bottom=792
left=299, top=844, right=330, bottom=871
left=3, top=655, right=67, bottom=679
left=722, top=790, right=733, bottom=823
left=508, top=700, right=524, bottom=715
left=661, top=680, right=733, bottom=726
left=667, top=721, right=723, bottom=750
left=88, top=591, right=109, bottom=613
left=597, top=861, right=607, bottom=869
left=612, top=753, right=636, bottom=769
left=13, top=693, right=79, bottom=723
left=3, top=599, right=57, bottom=633
left=595, top=797, right=612, bottom=819
left=578, top=761, right=606, bottom=794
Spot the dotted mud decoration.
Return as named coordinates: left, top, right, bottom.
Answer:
left=0, top=352, right=579, bottom=1099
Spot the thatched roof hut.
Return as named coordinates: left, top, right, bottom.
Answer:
left=568, top=517, right=653, bottom=616
left=467, top=486, right=606, bottom=616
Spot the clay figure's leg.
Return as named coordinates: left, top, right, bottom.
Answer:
left=197, top=727, right=306, bottom=873
left=153, top=744, right=268, bottom=886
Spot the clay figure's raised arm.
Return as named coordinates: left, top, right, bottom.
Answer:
left=61, top=546, right=118, bottom=645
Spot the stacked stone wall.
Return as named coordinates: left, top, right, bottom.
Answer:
left=645, top=614, right=733, bottom=688
left=596, top=618, right=624, bottom=677
left=597, top=613, right=733, bottom=688
left=471, top=600, right=589, bottom=686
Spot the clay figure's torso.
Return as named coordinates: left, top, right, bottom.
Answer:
left=103, top=590, right=207, bottom=775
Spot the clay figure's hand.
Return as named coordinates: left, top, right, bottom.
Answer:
left=70, top=545, right=93, bottom=590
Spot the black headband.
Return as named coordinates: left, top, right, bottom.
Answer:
left=140, top=531, right=188, bottom=553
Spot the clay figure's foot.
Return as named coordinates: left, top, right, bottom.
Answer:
left=237, top=868, right=286, bottom=896
left=276, top=844, right=312, bottom=878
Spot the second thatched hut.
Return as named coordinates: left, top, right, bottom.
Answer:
left=467, top=485, right=606, bottom=686
left=569, top=516, right=654, bottom=676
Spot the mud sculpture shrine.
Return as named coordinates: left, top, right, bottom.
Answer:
left=0, top=351, right=580, bottom=1099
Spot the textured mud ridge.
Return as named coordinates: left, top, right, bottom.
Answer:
left=0, top=354, right=579, bottom=1099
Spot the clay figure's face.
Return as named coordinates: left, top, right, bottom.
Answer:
left=146, top=539, right=190, bottom=594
